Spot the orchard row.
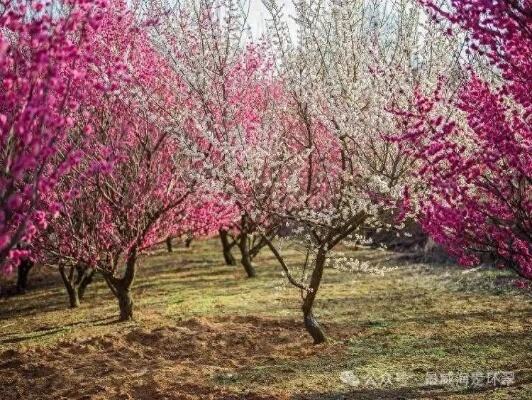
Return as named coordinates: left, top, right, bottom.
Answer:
left=1, top=0, right=530, bottom=342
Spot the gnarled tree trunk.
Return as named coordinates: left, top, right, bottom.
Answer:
left=16, top=259, right=34, bottom=294
left=219, top=229, right=236, bottom=265
left=238, top=231, right=256, bottom=278
left=263, top=234, right=327, bottom=343
left=103, top=249, right=137, bottom=321
left=59, top=265, right=80, bottom=308
left=77, top=266, right=95, bottom=301
left=59, top=264, right=95, bottom=308
left=116, top=285, right=134, bottom=321
left=301, top=248, right=327, bottom=344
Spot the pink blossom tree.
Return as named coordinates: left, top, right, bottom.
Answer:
left=165, top=195, right=237, bottom=252
left=146, top=0, right=292, bottom=278
left=398, top=0, right=531, bottom=279
left=0, top=0, right=116, bottom=271
left=34, top=2, right=198, bottom=318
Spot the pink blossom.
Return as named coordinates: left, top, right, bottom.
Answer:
left=399, top=1, right=531, bottom=279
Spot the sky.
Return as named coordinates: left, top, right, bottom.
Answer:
left=246, top=0, right=296, bottom=38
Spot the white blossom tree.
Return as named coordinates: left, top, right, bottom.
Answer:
left=255, top=0, right=463, bottom=343
left=147, top=0, right=461, bottom=343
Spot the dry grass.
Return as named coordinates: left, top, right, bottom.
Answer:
left=0, top=239, right=530, bottom=399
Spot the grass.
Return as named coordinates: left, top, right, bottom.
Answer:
left=0, top=239, right=530, bottom=399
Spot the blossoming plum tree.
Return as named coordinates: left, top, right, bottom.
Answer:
left=147, top=0, right=292, bottom=278
left=35, top=2, right=199, bottom=319
left=256, top=0, right=460, bottom=343
left=148, top=0, right=457, bottom=342
left=399, top=0, right=531, bottom=279
left=0, top=0, right=113, bottom=271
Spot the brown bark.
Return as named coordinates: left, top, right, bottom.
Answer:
left=59, top=265, right=80, bottom=308
left=76, top=267, right=95, bottom=301
left=116, top=285, right=134, bottom=321
left=219, top=229, right=236, bottom=265
left=301, top=248, right=327, bottom=344
left=16, top=259, right=34, bottom=294
left=103, top=249, right=137, bottom=321
left=166, top=236, right=173, bottom=253
left=238, top=231, right=256, bottom=278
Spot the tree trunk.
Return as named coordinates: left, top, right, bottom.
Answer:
left=166, top=237, right=173, bottom=253
left=77, top=268, right=95, bottom=301
left=67, top=285, right=80, bottom=308
left=16, top=259, right=34, bottom=294
left=238, top=232, right=256, bottom=278
left=249, top=236, right=267, bottom=260
left=116, top=285, right=134, bottom=321
left=103, top=250, right=137, bottom=321
left=303, top=310, right=326, bottom=344
left=301, top=248, right=327, bottom=344
left=59, top=266, right=80, bottom=308
left=185, top=236, right=193, bottom=248
left=219, top=230, right=236, bottom=266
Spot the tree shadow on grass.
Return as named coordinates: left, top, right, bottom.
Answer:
left=0, top=316, right=116, bottom=345
left=134, top=273, right=248, bottom=293
left=0, top=297, right=70, bottom=320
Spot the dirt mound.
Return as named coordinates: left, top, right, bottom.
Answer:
left=0, top=316, right=339, bottom=399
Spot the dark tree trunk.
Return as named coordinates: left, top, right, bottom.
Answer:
left=223, top=246, right=236, bottom=266
left=103, top=249, right=137, bottom=321
left=238, top=232, right=256, bottom=278
left=248, top=236, right=267, bottom=260
left=303, top=310, right=326, bottom=344
left=219, top=229, right=236, bottom=265
left=77, top=267, right=95, bottom=301
left=59, top=266, right=80, bottom=308
left=185, top=236, right=193, bottom=248
left=59, top=264, right=95, bottom=307
left=16, top=259, right=34, bottom=294
left=166, top=237, right=173, bottom=253
left=301, top=248, right=327, bottom=344
left=116, top=286, right=134, bottom=321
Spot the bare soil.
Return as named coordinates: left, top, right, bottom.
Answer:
left=0, top=240, right=530, bottom=399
